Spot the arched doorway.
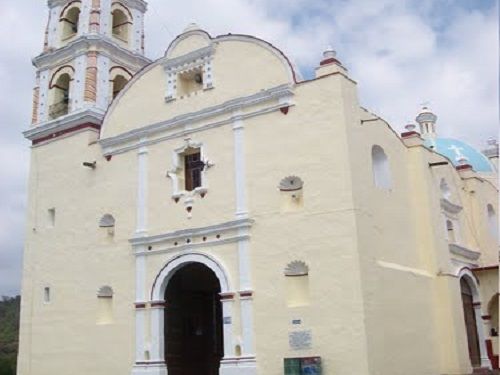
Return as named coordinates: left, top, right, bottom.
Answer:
left=164, top=263, right=223, bottom=375
left=460, top=277, right=481, bottom=367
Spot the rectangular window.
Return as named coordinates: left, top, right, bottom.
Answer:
left=184, top=151, right=202, bottom=191
left=48, top=208, right=56, bottom=227
left=44, top=287, right=51, bottom=303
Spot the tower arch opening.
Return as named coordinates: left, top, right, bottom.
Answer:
left=111, top=4, right=132, bottom=45
left=109, top=66, right=132, bottom=99
left=60, top=4, right=81, bottom=42
left=49, top=69, right=73, bottom=119
left=164, top=263, right=223, bottom=375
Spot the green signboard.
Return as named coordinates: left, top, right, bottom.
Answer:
left=284, top=357, right=322, bottom=375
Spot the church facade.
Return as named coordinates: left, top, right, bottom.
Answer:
left=18, top=1, right=499, bottom=375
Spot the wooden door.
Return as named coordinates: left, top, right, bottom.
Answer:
left=165, top=264, right=223, bottom=375
left=461, top=278, right=481, bottom=367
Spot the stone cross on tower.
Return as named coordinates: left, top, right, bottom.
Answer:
left=25, top=0, right=151, bottom=146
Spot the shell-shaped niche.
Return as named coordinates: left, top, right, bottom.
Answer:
left=97, top=285, right=113, bottom=298
left=279, top=176, right=304, bottom=191
left=284, top=260, right=309, bottom=276
left=99, top=214, right=116, bottom=228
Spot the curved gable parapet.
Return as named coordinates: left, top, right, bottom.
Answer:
left=100, top=28, right=297, bottom=141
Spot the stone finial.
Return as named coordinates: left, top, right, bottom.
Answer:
left=323, top=46, right=337, bottom=60
left=320, top=45, right=341, bottom=66
left=405, top=123, right=416, bottom=132
left=457, top=155, right=469, bottom=166
left=183, top=23, right=201, bottom=33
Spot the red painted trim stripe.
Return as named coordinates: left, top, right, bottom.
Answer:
left=320, top=57, right=341, bottom=66
left=473, top=265, right=499, bottom=272
left=456, top=164, right=473, bottom=171
left=401, top=131, right=420, bottom=138
left=32, top=123, right=100, bottom=145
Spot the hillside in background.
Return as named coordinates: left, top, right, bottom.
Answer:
left=0, top=296, right=20, bottom=375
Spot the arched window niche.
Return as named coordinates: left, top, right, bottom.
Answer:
left=60, top=2, right=81, bottom=42
left=48, top=66, right=74, bottom=120
left=111, top=4, right=132, bottom=45
left=486, top=204, right=498, bottom=241
left=371, top=145, right=392, bottom=190
left=284, top=261, right=310, bottom=307
left=440, top=178, right=451, bottom=200
left=97, top=286, right=114, bottom=325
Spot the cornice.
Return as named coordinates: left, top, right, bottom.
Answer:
left=163, top=45, right=215, bottom=72
left=449, top=243, right=481, bottom=261
left=48, top=0, right=147, bottom=11
left=118, top=0, right=148, bottom=12
left=33, top=35, right=151, bottom=70
left=100, top=84, right=294, bottom=155
left=47, top=0, right=68, bottom=7
left=130, top=219, right=254, bottom=255
left=130, top=218, right=254, bottom=248
left=23, top=108, right=105, bottom=141
left=440, top=198, right=463, bottom=215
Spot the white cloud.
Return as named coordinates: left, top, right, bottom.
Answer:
left=0, top=0, right=497, bottom=295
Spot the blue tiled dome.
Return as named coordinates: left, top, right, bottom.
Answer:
left=425, top=138, right=494, bottom=172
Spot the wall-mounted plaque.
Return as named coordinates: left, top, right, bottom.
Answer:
left=289, top=330, right=312, bottom=350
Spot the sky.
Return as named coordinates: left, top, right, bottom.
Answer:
left=0, top=0, right=498, bottom=296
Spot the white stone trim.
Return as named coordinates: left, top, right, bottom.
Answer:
left=163, top=45, right=215, bottom=101
left=239, top=295, right=255, bottom=357
left=233, top=112, right=247, bottom=217
left=72, top=54, right=87, bottom=111
left=100, top=84, right=294, bottom=154
left=96, top=54, right=110, bottom=110
left=135, top=139, right=148, bottom=236
left=221, top=297, right=235, bottom=358
left=24, top=108, right=105, bottom=142
left=377, top=260, right=434, bottom=278
left=37, top=69, right=51, bottom=124
left=79, top=0, right=91, bottom=36
left=151, top=252, right=232, bottom=300
left=135, top=235, right=251, bottom=257
left=33, top=34, right=150, bottom=70
left=47, top=5, right=62, bottom=50
left=449, top=244, right=481, bottom=261
left=130, top=218, right=253, bottom=248
left=130, top=8, right=143, bottom=53
left=458, top=268, right=492, bottom=369
left=441, top=198, right=463, bottom=215
left=142, top=252, right=237, bottom=374
left=220, top=357, right=257, bottom=375
left=165, top=138, right=213, bottom=204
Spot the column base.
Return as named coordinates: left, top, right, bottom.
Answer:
left=220, top=357, right=257, bottom=375
left=131, top=362, right=168, bottom=375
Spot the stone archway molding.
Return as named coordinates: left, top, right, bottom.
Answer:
left=458, top=267, right=492, bottom=370
left=133, top=252, right=241, bottom=375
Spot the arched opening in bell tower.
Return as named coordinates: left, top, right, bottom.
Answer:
left=164, top=263, right=224, bottom=375
left=111, top=5, right=132, bottom=45
left=112, top=75, right=128, bottom=98
left=49, top=69, right=73, bottom=120
left=60, top=4, right=81, bottom=42
left=109, top=66, right=132, bottom=99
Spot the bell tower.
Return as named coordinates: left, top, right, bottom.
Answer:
left=25, top=0, right=150, bottom=145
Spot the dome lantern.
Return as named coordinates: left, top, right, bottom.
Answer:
left=415, top=106, right=438, bottom=139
